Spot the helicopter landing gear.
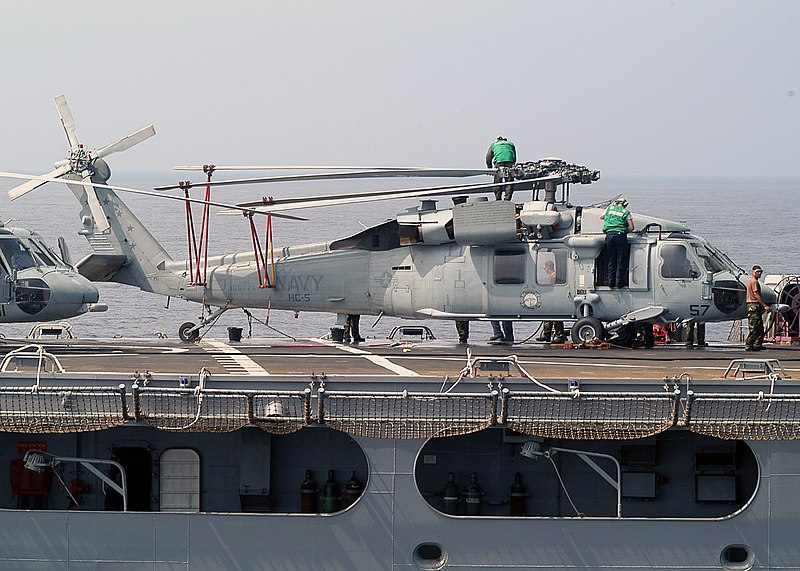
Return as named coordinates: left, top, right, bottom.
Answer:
left=179, top=322, right=200, bottom=343
left=571, top=316, right=606, bottom=344
left=177, top=305, right=231, bottom=343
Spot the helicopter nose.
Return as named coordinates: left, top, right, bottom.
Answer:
left=761, top=283, right=778, bottom=306
left=47, top=271, right=100, bottom=305
left=759, top=283, right=791, bottom=313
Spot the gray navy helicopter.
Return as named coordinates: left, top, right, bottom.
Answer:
left=0, top=219, right=105, bottom=324
left=2, top=95, right=785, bottom=344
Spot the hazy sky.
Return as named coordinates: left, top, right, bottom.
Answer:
left=1, top=1, right=798, bottom=177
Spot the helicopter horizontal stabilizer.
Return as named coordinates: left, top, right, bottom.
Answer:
left=75, top=253, right=128, bottom=282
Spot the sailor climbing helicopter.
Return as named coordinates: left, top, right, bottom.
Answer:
left=1, top=95, right=787, bottom=343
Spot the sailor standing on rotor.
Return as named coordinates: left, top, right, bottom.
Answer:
left=486, top=136, right=516, bottom=201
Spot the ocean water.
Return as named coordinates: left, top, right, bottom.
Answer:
left=0, top=172, right=797, bottom=343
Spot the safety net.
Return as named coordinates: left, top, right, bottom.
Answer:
left=135, top=388, right=311, bottom=434
left=682, top=392, right=800, bottom=440
left=503, top=391, right=680, bottom=440
left=319, top=390, right=497, bottom=439
left=0, top=386, right=127, bottom=433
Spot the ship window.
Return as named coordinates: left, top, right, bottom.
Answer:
left=494, top=248, right=526, bottom=285
left=536, top=249, right=567, bottom=285
left=160, top=448, right=200, bottom=512
left=659, top=243, right=700, bottom=279
left=413, top=543, right=447, bottom=569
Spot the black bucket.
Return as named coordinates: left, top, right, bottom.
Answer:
left=227, top=327, right=243, bottom=343
left=330, top=327, right=345, bottom=343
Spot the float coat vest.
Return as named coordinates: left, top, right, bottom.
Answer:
left=603, top=204, right=630, bottom=233
left=491, top=139, right=516, bottom=164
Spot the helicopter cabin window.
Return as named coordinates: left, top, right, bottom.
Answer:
left=659, top=243, right=700, bottom=279
left=536, top=249, right=568, bottom=285
left=0, top=238, right=36, bottom=271
left=494, top=248, right=526, bottom=285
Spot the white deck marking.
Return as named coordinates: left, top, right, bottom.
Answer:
left=310, top=338, right=420, bottom=376
left=201, top=340, right=270, bottom=375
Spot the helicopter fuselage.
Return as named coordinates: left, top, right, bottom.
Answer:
left=0, top=225, right=105, bottom=324
left=169, top=198, right=759, bottom=334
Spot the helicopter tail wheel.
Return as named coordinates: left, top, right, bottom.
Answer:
left=571, top=316, right=606, bottom=344
left=179, top=321, right=200, bottom=343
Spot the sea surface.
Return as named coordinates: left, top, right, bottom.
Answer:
left=0, top=172, right=798, bottom=344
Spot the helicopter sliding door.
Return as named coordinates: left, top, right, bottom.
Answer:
left=488, top=247, right=527, bottom=316
left=627, top=240, right=651, bottom=292
left=594, top=239, right=650, bottom=291
left=533, top=247, right=572, bottom=317
left=654, top=242, right=703, bottom=314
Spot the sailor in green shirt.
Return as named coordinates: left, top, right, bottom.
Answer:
left=600, top=197, right=634, bottom=288
left=486, top=136, right=516, bottom=201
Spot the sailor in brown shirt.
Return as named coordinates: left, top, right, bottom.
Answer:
left=745, top=265, right=771, bottom=351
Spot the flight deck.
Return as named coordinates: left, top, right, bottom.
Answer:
left=1, top=336, right=797, bottom=381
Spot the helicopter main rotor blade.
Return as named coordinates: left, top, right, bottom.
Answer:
left=234, top=175, right=561, bottom=213
left=173, top=165, right=459, bottom=171
left=82, top=177, right=111, bottom=233
left=54, top=95, right=80, bottom=149
left=154, top=169, right=494, bottom=191
left=7, top=164, right=71, bottom=201
left=0, top=171, right=307, bottom=221
left=95, top=125, right=156, bottom=159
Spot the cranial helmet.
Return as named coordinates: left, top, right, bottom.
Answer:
left=615, top=197, right=628, bottom=206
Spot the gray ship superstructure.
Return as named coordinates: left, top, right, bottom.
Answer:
left=0, top=338, right=798, bottom=570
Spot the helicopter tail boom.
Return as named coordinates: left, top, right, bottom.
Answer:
left=66, top=180, right=177, bottom=295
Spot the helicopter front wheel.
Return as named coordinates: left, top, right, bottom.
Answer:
left=179, top=321, right=200, bottom=343
left=571, top=317, right=606, bottom=344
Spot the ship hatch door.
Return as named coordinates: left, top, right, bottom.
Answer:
left=112, top=447, right=152, bottom=511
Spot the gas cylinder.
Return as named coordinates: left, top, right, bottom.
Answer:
left=442, top=471, right=460, bottom=515
left=465, top=472, right=482, bottom=515
left=321, top=469, right=340, bottom=513
left=300, top=469, right=318, bottom=513
left=342, top=471, right=363, bottom=509
left=509, top=472, right=526, bottom=516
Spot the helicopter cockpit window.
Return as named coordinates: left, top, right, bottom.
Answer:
left=0, top=238, right=36, bottom=271
left=692, top=244, right=726, bottom=273
left=28, top=239, right=58, bottom=266
left=659, top=243, right=700, bottom=279
left=494, top=248, right=526, bottom=285
left=536, top=249, right=567, bottom=285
